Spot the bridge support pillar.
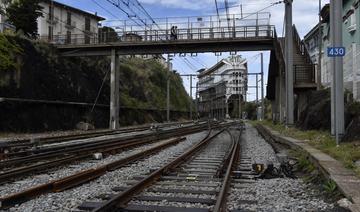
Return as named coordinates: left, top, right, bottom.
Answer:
left=285, top=0, right=294, bottom=126
left=110, top=49, right=120, bottom=130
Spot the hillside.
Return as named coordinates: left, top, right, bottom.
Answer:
left=0, top=34, right=191, bottom=132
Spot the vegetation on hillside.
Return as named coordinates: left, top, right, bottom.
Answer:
left=0, top=34, right=191, bottom=131
left=0, top=34, right=22, bottom=75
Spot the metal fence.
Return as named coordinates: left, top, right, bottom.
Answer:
left=41, top=25, right=275, bottom=46
left=294, top=64, right=316, bottom=84
left=41, top=13, right=275, bottom=46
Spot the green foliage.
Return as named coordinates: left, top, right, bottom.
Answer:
left=243, top=102, right=258, bottom=120
left=0, top=34, right=23, bottom=72
left=254, top=120, right=360, bottom=178
left=323, top=179, right=337, bottom=193
left=98, top=26, right=119, bottom=43
left=6, top=0, right=43, bottom=38
left=119, top=58, right=191, bottom=112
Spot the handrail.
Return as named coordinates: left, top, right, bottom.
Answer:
left=293, top=25, right=313, bottom=64
left=41, top=25, right=275, bottom=46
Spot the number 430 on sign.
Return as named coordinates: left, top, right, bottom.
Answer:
left=327, top=47, right=346, bottom=57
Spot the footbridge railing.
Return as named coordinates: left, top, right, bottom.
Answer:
left=40, top=13, right=275, bottom=46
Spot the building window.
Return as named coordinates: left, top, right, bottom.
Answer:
left=67, top=12, right=71, bottom=26
left=66, top=31, right=71, bottom=44
left=48, top=26, right=53, bottom=41
left=48, top=5, right=54, bottom=20
left=85, top=17, right=91, bottom=31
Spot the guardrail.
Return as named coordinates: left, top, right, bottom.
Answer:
left=40, top=25, right=275, bottom=46
left=294, top=64, right=316, bottom=84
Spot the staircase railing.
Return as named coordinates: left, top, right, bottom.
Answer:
left=293, top=25, right=313, bottom=64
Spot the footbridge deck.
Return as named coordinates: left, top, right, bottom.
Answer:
left=48, top=13, right=276, bottom=56
left=55, top=25, right=276, bottom=56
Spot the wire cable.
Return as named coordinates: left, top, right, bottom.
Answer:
left=90, top=0, right=121, bottom=20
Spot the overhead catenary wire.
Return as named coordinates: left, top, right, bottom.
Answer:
left=104, top=0, right=144, bottom=28
left=133, top=0, right=161, bottom=30
left=90, top=0, right=121, bottom=20
left=214, top=0, right=221, bottom=24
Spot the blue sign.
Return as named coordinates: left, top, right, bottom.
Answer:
left=327, top=47, right=346, bottom=57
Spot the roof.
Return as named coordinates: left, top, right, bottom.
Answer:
left=198, top=60, right=226, bottom=77
left=303, top=23, right=320, bottom=41
left=198, top=56, right=247, bottom=78
left=44, top=0, right=105, bottom=21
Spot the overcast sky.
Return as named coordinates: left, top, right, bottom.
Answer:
left=56, top=0, right=329, bottom=101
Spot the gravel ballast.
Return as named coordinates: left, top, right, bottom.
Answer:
left=227, top=123, right=335, bottom=211
left=4, top=131, right=208, bottom=211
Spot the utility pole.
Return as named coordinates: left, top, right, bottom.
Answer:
left=256, top=74, right=259, bottom=104
left=195, top=82, right=199, bottom=120
left=261, top=53, right=265, bottom=120
left=330, top=0, right=345, bottom=145
left=317, top=0, right=322, bottom=90
left=285, top=0, right=294, bottom=126
left=189, top=75, right=193, bottom=120
left=109, top=49, right=120, bottom=129
left=167, top=55, right=171, bottom=123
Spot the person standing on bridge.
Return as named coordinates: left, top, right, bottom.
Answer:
left=170, top=26, right=178, bottom=40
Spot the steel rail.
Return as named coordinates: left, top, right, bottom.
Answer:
left=0, top=123, right=217, bottom=184
left=0, top=121, right=195, bottom=151
left=0, top=137, right=187, bottom=209
left=0, top=123, right=210, bottom=168
left=213, top=126, right=242, bottom=212
left=92, top=129, right=226, bottom=212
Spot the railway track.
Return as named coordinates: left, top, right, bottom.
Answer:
left=0, top=122, right=219, bottom=183
left=0, top=122, right=235, bottom=210
left=75, top=124, right=244, bottom=212
left=0, top=121, right=194, bottom=158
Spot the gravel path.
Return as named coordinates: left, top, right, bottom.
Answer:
left=5, top=131, right=208, bottom=212
left=227, top=123, right=335, bottom=212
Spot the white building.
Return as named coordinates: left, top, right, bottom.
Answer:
left=38, top=0, right=105, bottom=44
left=198, top=55, right=248, bottom=119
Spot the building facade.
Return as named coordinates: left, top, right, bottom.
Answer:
left=197, top=55, right=248, bottom=119
left=38, top=0, right=105, bottom=44
left=304, top=0, right=360, bottom=100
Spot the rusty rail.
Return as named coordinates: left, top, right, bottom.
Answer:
left=0, top=137, right=185, bottom=209
left=213, top=127, right=242, bottom=212
left=92, top=129, right=226, bottom=212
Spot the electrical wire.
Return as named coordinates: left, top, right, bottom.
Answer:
left=90, top=0, right=121, bottom=20
left=104, top=0, right=143, bottom=27
left=215, top=0, right=220, bottom=23
left=133, top=0, right=161, bottom=30
left=224, top=0, right=231, bottom=29
left=238, top=1, right=284, bottom=21
left=90, top=69, right=110, bottom=113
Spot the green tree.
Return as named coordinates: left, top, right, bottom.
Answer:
left=6, top=0, right=43, bottom=38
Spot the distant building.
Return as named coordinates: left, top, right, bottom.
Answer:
left=304, top=1, right=360, bottom=100
left=303, top=23, right=321, bottom=65
left=0, top=0, right=15, bottom=33
left=197, top=55, right=248, bottom=119
left=38, top=0, right=105, bottom=44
